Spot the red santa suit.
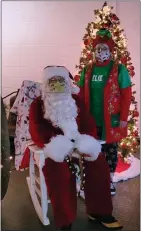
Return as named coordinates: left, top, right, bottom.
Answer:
left=29, top=66, right=122, bottom=230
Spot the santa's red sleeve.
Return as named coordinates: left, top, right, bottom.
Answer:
left=74, top=95, right=98, bottom=139
left=29, top=96, right=58, bottom=148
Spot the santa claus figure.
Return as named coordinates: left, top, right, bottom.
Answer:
left=29, top=65, right=123, bottom=230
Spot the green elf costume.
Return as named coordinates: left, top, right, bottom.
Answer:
left=78, top=29, right=132, bottom=195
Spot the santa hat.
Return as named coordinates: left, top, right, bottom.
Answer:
left=93, top=29, right=115, bottom=51
left=43, top=66, right=70, bottom=83
left=43, top=65, right=80, bottom=94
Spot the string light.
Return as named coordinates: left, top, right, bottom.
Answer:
left=0, top=155, right=14, bottom=174
left=95, top=16, right=101, bottom=23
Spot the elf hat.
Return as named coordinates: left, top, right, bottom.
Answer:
left=93, top=29, right=115, bottom=51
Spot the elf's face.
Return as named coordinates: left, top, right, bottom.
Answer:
left=94, top=43, right=111, bottom=62
left=47, top=76, right=66, bottom=93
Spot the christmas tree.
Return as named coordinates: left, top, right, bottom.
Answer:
left=74, top=2, right=140, bottom=160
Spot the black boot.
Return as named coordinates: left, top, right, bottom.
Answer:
left=57, top=224, right=72, bottom=230
left=88, top=214, right=123, bottom=230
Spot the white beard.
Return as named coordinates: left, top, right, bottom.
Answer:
left=43, top=93, right=80, bottom=140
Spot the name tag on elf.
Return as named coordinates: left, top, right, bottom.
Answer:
left=92, top=75, right=103, bottom=81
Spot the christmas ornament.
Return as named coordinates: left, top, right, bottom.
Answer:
left=74, top=75, right=80, bottom=82
left=110, top=13, right=120, bottom=24
left=87, top=53, right=92, bottom=60
left=134, top=131, right=138, bottom=137
left=130, top=71, right=135, bottom=77
left=129, top=66, right=134, bottom=71
left=121, top=56, right=127, bottom=64
left=122, top=143, right=127, bottom=149
left=133, top=141, right=137, bottom=146
left=84, top=39, right=90, bottom=46
left=133, top=111, right=139, bottom=118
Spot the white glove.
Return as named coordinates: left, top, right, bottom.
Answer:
left=74, top=134, right=101, bottom=161
left=44, top=135, right=74, bottom=162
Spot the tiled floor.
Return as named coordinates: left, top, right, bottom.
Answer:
left=2, top=155, right=140, bottom=231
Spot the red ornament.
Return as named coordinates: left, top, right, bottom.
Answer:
left=121, top=143, right=127, bottom=149
left=130, top=70, right=135, bottom=77
left=129, top=66, right=134, bottom=71
left=111, top=13, right=119, bottom=21
left=102, top=23, right=107, bottom=28
left=121, top=56, right=127, bottom=64
left=134, top=131, right=138, bottom=137
left=84, top=39, right=91, bottom=46
left=133, top=111, right=139, bottom=118
left=74, top=75, right=80, bottom=83
left=133, top=141, right=137, bottom=146
left=87, top=53, right=92, bottom=60
left=103, top=21, right=112, bottom=28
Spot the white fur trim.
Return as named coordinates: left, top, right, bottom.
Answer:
left=43, top=94, right=78, bottom=129
left=113, top=157, right=140, bottom=183
left=71, top=85, right=80, bottom=95
left=74, top=134, right=101, bottom=161
left=58, top=119, right=79, bottom=140
left=43, top=66, right=70, bottom=83
left=43, top=135, right=74, bottom=162
left=110, top=172, right=114, bottom=181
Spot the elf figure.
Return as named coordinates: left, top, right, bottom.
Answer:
left=78, top=29, right=132, bottom=195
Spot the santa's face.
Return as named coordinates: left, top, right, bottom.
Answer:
left=94, top=43, right=111, bottom=62
left=46, top=76, right=67, bottom=93
left=42, top=67, right=80, bottom=140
